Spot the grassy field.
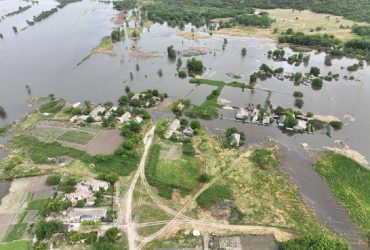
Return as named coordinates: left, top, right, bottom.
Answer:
left=57, top=130, right=95, bottom=145
left=39, top=100, right=66, bottom=114
left=0, top=240, right=30, bottom=250
left=3, top=223, right=28, bottom=242
left=315, top=153, right=370, bottom=237
left=217, top=9, right=368, bottom=41
left=93, top=36, right=115, bottom=56
left=26, top=198, right=49, bottom=211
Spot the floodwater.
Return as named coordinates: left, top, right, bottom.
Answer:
left=0, top=0, right=369, bottom=248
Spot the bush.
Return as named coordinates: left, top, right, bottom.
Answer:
left=312, top=78, right=323, bottom=90
left=310, top=67, right=321, bottom=77
left=198, top=173, right=211, bottom=183
left=167, top=45, right=176, bottom=59
left=293, top=91, right=303, bottom=98
left=98, top=172, right=119, bottom=184
left=329, top=121, right=343, bottom=130
left=178, top=70, right=187, bottom=78
left=279, top=233, right=350, bottom=250
left=46, top=175, right=61, bottom=185
left=284, top=115, right=298, bottom=128
left=294, top=98, right=304, bottom=109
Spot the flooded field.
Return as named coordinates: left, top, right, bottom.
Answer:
left=1, top=0, right=369, bottom=164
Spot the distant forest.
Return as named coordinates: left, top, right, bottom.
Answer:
left=141, top=0, right=370, bottom=25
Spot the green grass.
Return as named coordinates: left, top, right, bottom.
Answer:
left=7, top=135, right=137, bottom=176
left=186, top=79, right=251, bottom=119
left=17, top=211, right=28, bottom=224
left=0, top=240, right=30, bottom=250
left=196, top=184, right=233, bottom=208
left=0, top=124, right=11, bottom=136
left=250, top=149, right=279, bottom=170
left=3, top=224, right=28, bottom=242
left=39, top=100, right=66, bottom=114
left=57, top=130, right=94, bottom=145
left=26, top=198, right=50, bottom=211
left=315, top=153, right=370, bottom=236
left=145, top=143, right=201, bottom=199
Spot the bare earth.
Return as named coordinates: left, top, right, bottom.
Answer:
left=85, top=129, right=123, bottom=155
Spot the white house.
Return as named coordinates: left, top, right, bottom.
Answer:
left=72, top=102, right=82, bottom=109
left=117, top=112, right=131, bottom=124
left=165, top=119, right=180, bottom=139
left=135, top=116, right=143, bottom=124
left=90, top=105, right=106, bottom=121
left=231, top=133, right=241, bottom=147
left=236, top=108, right=248, bottom=120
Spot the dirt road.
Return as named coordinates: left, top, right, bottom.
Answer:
left=124, top=126, right=155, bottom=250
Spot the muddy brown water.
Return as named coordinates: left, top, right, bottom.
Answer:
left=0, top=0, right=369, bottom=248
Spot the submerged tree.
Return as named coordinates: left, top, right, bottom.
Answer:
left=0, top=106, right=6, bottom=118
left=167, top=45, right=176, bottom=59
left=241, top=47, right=247, bottom=56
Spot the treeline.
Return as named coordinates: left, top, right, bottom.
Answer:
left=230, top=12, right=273, bottom=28
left=278, top=29, right=370, bottom=60
left=142, top=0, right=254, bottom=28
left=352, top=25, right=370, bottom=37
left=113, top=0, right=137, bottom=11
left=240, top=0, right=370, bottom=23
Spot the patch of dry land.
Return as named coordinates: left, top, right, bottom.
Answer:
left=216, top=9, right=368, bottom=41
left=93, top=36, right=115, bottom=56
left=176, top=31, right=210, bottom=40
left=0, top=176, right=55, bottom=240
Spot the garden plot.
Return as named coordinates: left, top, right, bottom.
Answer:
left=27, top=121, right=123, bottom=155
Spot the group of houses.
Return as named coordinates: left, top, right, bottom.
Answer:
left=64, top=179, right=109, bottom=206
left=235, top=106, right=272, bottom=125
left=164, top=119, right=194, bottom=139
left=235, top=106, right=312, bottom=133
left=69, top=103, right=143, bottom=125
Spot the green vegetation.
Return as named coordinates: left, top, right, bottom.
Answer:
left=220, top=12, right=274, bottom=29
left=186, top=58, right=204, bottom=73
left=294, top=98, right=304, bottom=109
left=0, top=124, right=11, bottom=136
left=196, top=184, right=233, bottom=208
left=145, top=141, right=201, bottom=199
left=93, top=227, right=127, bottom=250
left=27, top=198, right=50, bottom=211
left=4, top=5, right=31, bottom=17
left=315, top=153, right=370, bottom=237
left=279, top=233, right=350, bottom=250
left=35, top=220, right=63, bottom=240
left=39, top=100, right=65, bottom=114
left=0, top=240, right=30, bottom=250
left=167, top=45, right=177, bottom=59
left=57, top=130, right=94, bottom=145
left=32, top=8, right=58, bottom=23
left=352, top=25, right=370, bottom=37
left=113, top=0, right=137, bottom=11
left=312, top=78, right=323, bottom=90
left=111, top=28, right=125, bottom=42
left=46, top=175, right=61, bottom=185
left=184, top=78, right=250, bottom=119
left=250, top=149, right=278, bottom=170
left=329, top=120, right=343, bottom=130
left=225, top=127, right=245, bottom=147
left=4, top=223, right=28, bottom=242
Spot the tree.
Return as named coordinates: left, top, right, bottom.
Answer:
left=190, top=120, right=201, bottom=130
left=35, top=220, right=63, bottom=240
left=312, top=78, right=323, bottom=90
left=118, top=95, right=129, bottom=106
left=310, top=66, right=321, bottom=77
left=293, top=91, right=303, bottom=98
left=0, top=106, right=6, bottom=118
left=241, top=48, right=247, bottom=56
left=330, top=121, right=343, bottom=130
left=294, top=98, right=304, bottom=109
left=98, top=172, right=119, bottom=184
left=176, top=57, right=182, bottom=69
left=157, top=69, right=163, bottom=77
left=167, top=45, right=176, bottom=59
left=104, top=227, right=121, bottom=242
left=76, top=199, right=85, bottom=208
left=186, top=58, right=204, bottom=73
left=284, top=115, right=298, bottom=128
left=178, top=70, right=187, bottom=78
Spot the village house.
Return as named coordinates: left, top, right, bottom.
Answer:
left=64, top=179, right=109, bottom=206
left=183, top=126, right=194, bottom=136
left=278, top=115, right=286, bottom=127
left=68, top=208, right=107, bottom=223
left=231, top=133, right=241, bottom=147
left=135, top=116, right=143, bottom=124
left=165, top=119, right=180, bottom=139
left=117, top=111, right=131, bottom=124
left=235, top=108, right=248, bottom=120
left=89, top=105, right=106, bottom=122
left=294, top=119, right=307, bottom=132
left=72, top=102, right=82, bottom=109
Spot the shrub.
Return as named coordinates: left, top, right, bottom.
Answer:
left=294, top=98, right=304, bottom=109
left=178, top=70, right=187, bottom=78
left=35, top=220, right=63, bottom=240
left=46, top=175, right=61, bottom=185
left=284, top=115, right=298, bottom=128
left=312, top=78, right=323, bottom=90
left=187, top=58, right=204, bottom=73
left=279, top=233, right=350, bottom=250
left=329, top=121, right=343, bottom=130
left=198, top=173, right=211, bottom=183
left=310, top=67, right=320, bottom=77
left=293, top=91, right=303, bottom=98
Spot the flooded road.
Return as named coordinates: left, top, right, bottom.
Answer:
left=0, top=0, right=369, bottom=247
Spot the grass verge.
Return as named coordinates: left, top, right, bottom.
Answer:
left=0, top=240, right=30, bottom=250
left=315, top=153, right=370, bottom=238
left=3, top=224, right=28, bottom=242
